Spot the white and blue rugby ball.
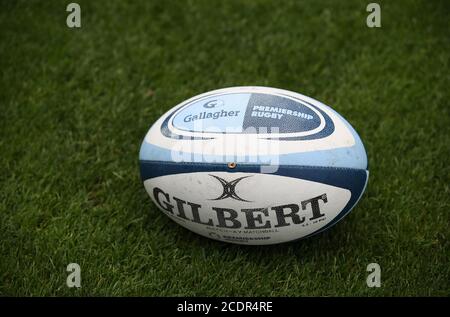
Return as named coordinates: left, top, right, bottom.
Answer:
left=139, top=86, right=368, bottom=245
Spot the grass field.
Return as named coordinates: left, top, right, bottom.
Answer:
left=0, top=0, right=449, bottom=296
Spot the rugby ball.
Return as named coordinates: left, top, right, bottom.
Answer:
left=139, top=86, right=368, bottom=245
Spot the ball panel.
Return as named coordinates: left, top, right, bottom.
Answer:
left=144, top=171, right=352, bottom=245
left=140, top=160, right=368, bottom=245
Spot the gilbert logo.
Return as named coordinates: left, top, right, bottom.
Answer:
left=209, top=175, right=252, bottom=202
left=152, top=186, right=328, bottom=229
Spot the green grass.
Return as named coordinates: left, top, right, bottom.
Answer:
left=0, top=0, right=449, bottom=296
